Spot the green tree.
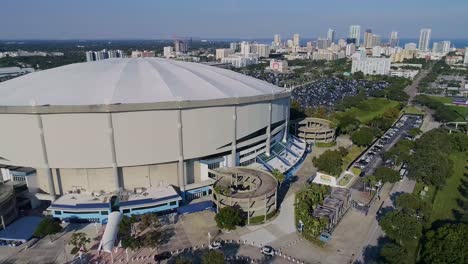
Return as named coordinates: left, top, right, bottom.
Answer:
left=351, top=127, right=375, bottom=146
left=379, top=242, right=411, bottom=264
left=336, top=114, right=361, bottom=134
left=68, top=232, right=91, bottom=255
left=407, top=128, right=422, bottom=137
left=139, top=213, right=160, bottom=231
left=312, top=149, right=344, bottom=176
left=373, top=167, right=401, bottom=183
left=142, top=229, right=162, bottom=249
left=34, top=217, right=63, bottom=239
left=379, top=211, right=422, bottom=245
left=383, top=139, right=414, bottom=166
left=421, top=223, right=468, bottom=264
left=201, top=250, right=224, bottom=264
left=395, top=193, right=431, bottom=223
left=215, top=206, right=243, bottom=230
left=271, top=169, right=285, bottom=186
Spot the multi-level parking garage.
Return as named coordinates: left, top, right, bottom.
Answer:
left=0, top=58, right=298, bottom=222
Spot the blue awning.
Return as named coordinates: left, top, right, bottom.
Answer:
left=0, top=216, right=43, bottom=242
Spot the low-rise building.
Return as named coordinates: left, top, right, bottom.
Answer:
left=269, top=59, right=288, bottom=73
left=351, top=53, right=391, bottom=75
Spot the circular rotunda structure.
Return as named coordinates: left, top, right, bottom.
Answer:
left=211, top=167, right=278, bottom=224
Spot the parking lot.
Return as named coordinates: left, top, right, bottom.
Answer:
left=292, top=77, right=389, bottom=109
left=352, top=114, right=423, bottom=190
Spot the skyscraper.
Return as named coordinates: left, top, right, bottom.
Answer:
left=371, top=35, right=381, bottom=48
left=390, top=31, right=399, bottom=47
left=364, top=29, right=373, bottom=48
left=293, top=34, right=300, bottom=47
left=418, top=28, right=431, bottom=51
left=442, top=41, right=451, bottom=53
left=349, top=25, right=361, bottom=46
left=327, top=29, right=335, bottom=43
left=273, top=34, right=281, bottom=47
left=317, top=38, right=329, bottom=50
left=464, top=48, right=468, bottom=65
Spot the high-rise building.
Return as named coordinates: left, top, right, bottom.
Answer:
left=306, top=41, right=313, bottom=52
left=215, top=48, right=234, bottom=60
left=252, top=44, right=270, bottom=58
left=371, top=35, right=381, bottom=48
left=338, top=38, right=347, bottom=48
left=364, top=29, right=373, bottom=48
left=442, top=41, right=451, bottom=53
left=86, top=49, right=124, bottom=62
left=390, top=31, right=399, bottom=47
left=240, top=41, right=251, bottom=56
left=349, top=25, right=361, bottom=46
left=405, top=43, right=418, bottom=50
left=346, top=43, right=356, bottom=56
left=230, top=42, right=239, bottom=51
left=327, top=29, right=335, bottom=44
left=432, top=42, right=443, bottom=54
left=317, top=38, right=329, bottom=50
left=163, top=46, right=174, bottom=58
left=464, top=47, right=468, bottom=65
left=273, top=34, right=281, bottom=47
left=85, top=51, right=94, bottom=62
left=287, top=39, right=293, bottom=48
left=418, top=28, right=432, bottom=51
left=174, top=40, right=189, bottom=53
left=293, top=34, right=300, bottom=47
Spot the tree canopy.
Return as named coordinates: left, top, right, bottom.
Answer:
left=215, top=206, right=243, bottom=231
left=373, top=167, right=401, bottom=183
left=420, top=223, right=468, bottom=264
left=68, top=232, right=90, bottom=255
left=379, top=210, right=422, bottom=246
left=312, top=148, right=348, bottom=176
left=34, top=217, right=62, bottom=238
left=201, top=250, right=224, bottom=264
left=379, top=242, right=411, bottom=264
left=351, top=127, right=376, bottom=146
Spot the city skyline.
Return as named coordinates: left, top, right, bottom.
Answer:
left=1, top=0, right=467, bottom=40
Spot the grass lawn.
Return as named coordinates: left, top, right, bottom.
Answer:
left=428, top=95, right=468, bottom=118
left=342, top=145, right=365, bottom=171
left=343, top=98, right=400, bottom=123
left=401, top=105, right=425, bottom=115
left=428, top=95, right=452, bottom=104
left=429, top=152, right=468, bottom=223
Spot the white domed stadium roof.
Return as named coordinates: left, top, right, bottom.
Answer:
left=0, top=58, right=284, bottom=106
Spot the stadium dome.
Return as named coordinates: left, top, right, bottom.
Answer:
left=0, top=58, right=284, bottom=107
left=0, top=58, right=295, bottom=221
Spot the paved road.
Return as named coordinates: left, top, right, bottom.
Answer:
left=354, top=176, right=416, bottom=263
left=405, top=63, right=434, bottom=103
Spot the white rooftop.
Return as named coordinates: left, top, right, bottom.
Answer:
left=0, top=58, right=284, bottom=106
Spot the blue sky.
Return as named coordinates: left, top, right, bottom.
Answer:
left=1, top=0, right=467, bottom=39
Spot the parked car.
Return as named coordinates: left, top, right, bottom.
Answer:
left=154, top=251, right=172, bottom=261
left=261, top=245, right=275, bottom=256
left=209, top=241, right=222, bottom=250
